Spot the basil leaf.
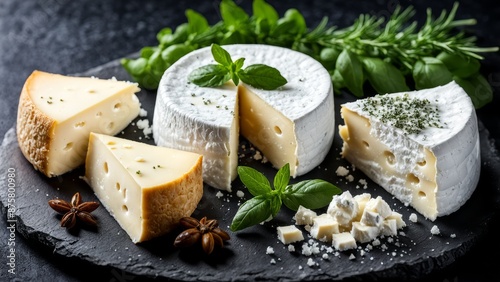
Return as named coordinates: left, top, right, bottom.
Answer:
left=186, top=9, right=209, bottom=35
left=413, top=57, right=453, bottom=89
left=253, top=0, right=279, bottom=25
left=237, top=166, right=272, bottom=196
left=273, top=163, right=290, bottom=193
left=234, top=57, right=245, bottom=71
left=282, top=179, right=341, bottom=211
left=158, top=23, right=189, bottom=46
left=319, top=47, right=340, bottom=70
left=437, top=52, right=480, bottom=78
left=238, top=64, right=287, bottom=90
left=161, top=44, right=194, bottom=65
left=281, top=9, right=306, bottom=35
left=336, top=49, right=364, bottom=97
left=269, top=193, right=282, bottom=217
left=211, top=44, right=233, bottom=67
left=188, top=64, right=230, bottom=87
left=362, top=57, right=409, bottom=94
left=121, top=57, right=160, bottom=90
left=230, top=195, right=272, bottom=232
left=331, top=69, right=345, bottom=95
left=453, top=74, right=493, bottom=109
left=220, top=0, right=249, bottom=27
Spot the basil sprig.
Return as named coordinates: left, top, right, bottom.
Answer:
left=230, top=163, right=341, bottom=232
left=188, top=44, right=287, bottom=90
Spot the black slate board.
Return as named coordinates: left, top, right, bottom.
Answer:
left=1, top=58, right=500, bottom=281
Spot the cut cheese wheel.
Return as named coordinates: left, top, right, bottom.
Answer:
left=84, top=132, right=203, bottom=243
left=338, top=81, right=480, bottom=220
left=16, top=70, right=141, bottom=177
left=153, top=44, right=335, bottom=191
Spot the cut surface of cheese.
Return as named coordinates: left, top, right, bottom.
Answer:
left=153, top=44, right=334, bottom=191
left=84, top=133, right=203, bottom=243
left=16, top=70, right=141, bottom=177
left=339, top=81, right=480, bottom=221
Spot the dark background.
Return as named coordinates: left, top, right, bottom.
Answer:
left=1, top=0, right=499, bottom=281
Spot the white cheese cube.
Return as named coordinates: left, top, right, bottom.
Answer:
left=364, top=196, right=392, bottom=219
left=327, top=191, right=359, bottom=226
left=309, top=214, right=339, bottom=242
left=331, top=232, right=357, bottom=251
left=386, top=211, right=407, bottom=229
left=360, top=210, right=383, bottom=228
left=351, top=222, right=380, bottom=243
left=380, top=219, right=398, bottom=236
left=294, top=205, right=317, bottom=226
left=353, top=193, right=372, bottom=221
left=277, top=225, right=304, bottom=244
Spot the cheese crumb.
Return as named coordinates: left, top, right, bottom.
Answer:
left=266, top=246, right=275, bottom=255
left=139, top=108, right=148, bottom=117
left=409, top=213, right=418, bottom=223
left=236, top=190, right=245, bottom=198
left=306, top=258, right=315, bottom=267
left=336, top=166, right=349, bottom=176
left=430, top=225, right=440, bottom=235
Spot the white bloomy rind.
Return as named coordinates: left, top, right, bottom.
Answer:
left=153, top=44, right=334, bottom=191
left=339, top=81, right=480, bottom=220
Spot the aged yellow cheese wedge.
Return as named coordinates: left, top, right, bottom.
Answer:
left=84, top=133, right=203, bottom=243
left=16, top=70, right=141, bottom=177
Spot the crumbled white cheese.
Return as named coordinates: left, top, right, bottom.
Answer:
left=409, top=213, right=418, bottom=223
left=139, top=108, right=148, bottom=117
left=430, top=225, right=440, bottom=235
left=336, top=166, right=349, bottom=176
left=266, top=246, right=275, bottom=255
left=236, top=190, right=245, bottom=198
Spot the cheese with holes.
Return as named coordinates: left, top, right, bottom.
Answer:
left=339, top=81, right=480, bottom=221
left=84, top=133, right=203, bottom=243
left=153, top=44, right=334, bottom=191
left=17, top=70, right=141, bottom=177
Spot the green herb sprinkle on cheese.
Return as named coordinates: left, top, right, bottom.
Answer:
left=360, top=94, right=442, bottom=135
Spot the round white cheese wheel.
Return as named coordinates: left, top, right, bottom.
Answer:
left=153, top=44, right=335, bottom=191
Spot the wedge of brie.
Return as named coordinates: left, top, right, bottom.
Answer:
left=338, top=81, right=480, bottom=220
left=17, top=70, right=141, bottom=177
left=153, top=44, right=335, bottom=191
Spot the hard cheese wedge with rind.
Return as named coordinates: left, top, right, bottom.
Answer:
left=84, top=133, right=203, bottom=243
left=17, top=70, right=141, bottom=177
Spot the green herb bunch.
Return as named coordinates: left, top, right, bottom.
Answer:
left=230, top=164, right=341, bottom=232
left=121, top=0, right=498, bottom=108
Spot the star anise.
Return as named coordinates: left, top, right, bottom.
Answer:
left=174, top=216, right=230, bottom=254
left=48, top=192, right=100, bottom=229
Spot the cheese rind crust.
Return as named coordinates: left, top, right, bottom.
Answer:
left=16, top=70, right=140, bottom=177
left=339, top=81, right=480, bottom=220
left=85, top=133, right=203, bottom=243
